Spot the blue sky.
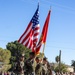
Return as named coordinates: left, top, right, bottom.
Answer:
left=0, top=0, right=75, bottom=65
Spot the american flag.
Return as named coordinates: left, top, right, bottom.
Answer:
left=18, top=5, right=40, bottom=51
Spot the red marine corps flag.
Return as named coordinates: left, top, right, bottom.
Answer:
left=35, top=10, right=51, bottom=54
left=18, top=5, right=40, bottom=51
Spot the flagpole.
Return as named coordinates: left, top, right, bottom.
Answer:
left=42, top=43, right=46, bottom=57
left=33, top=3, right=39, bottom=75
left=50, top=6, right=52, bottom=11
left=43, top=43, right=45, bottom=53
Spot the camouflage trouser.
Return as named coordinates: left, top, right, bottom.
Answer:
left=18, top=74, right=24, bottom=75
left=35, top=73, right=40, bottom=75
left=16, top=73, right=24, bottom=75
left=24, top=74, right=34, bottom=75
left=25, top=72, right=35, bottom=75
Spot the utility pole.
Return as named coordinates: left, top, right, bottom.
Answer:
left=59, top=50, right=61, bottom=73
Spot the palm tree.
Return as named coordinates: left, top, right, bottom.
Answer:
left=55, top=56, right=60, bottom=63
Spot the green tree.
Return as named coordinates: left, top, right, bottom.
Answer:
left=54, top=62, right=68, bottom=72
left=0, top=48, right=11, bottom=64
left=6, top=41, right=31, bottom=69
left=71, top=60, right=75, bottom=71
left=55, top=56, right=60, bottom=63
left=0, top=47, right=11, bottom=71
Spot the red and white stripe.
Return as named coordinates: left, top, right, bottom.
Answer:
left=18, top=22, right=40, bottom=51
